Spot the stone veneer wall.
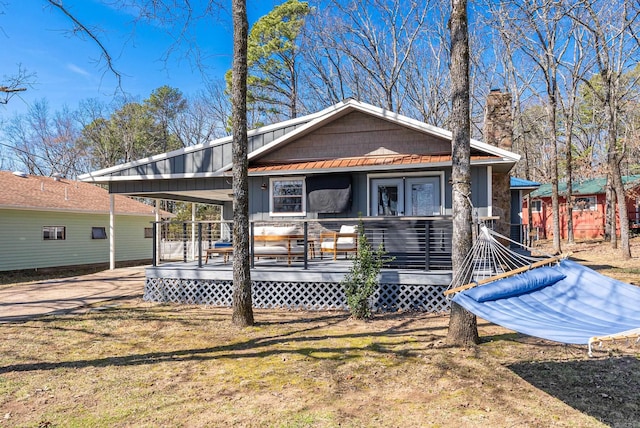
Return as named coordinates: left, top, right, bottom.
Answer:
left=484, top=90, right=513, bottom=238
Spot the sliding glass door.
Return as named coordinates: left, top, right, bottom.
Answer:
left=370, top=176, right=442, bottom=216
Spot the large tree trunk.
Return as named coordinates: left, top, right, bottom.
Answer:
left=447, top=0, right=478, bottom=347
left=606, top=89, right=631, bottom=258
left=566, top=123, right=574, bottom=245
left=612, top=165, right=631, bottom=258
left=231, top=0, right=254, bottom=327
left=605, top=177, right=614, bottom=243
left=547, top=97, right=562, bottom=254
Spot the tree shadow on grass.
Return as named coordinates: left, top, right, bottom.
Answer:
left=508, top=357, right=640, bottom=426
left=0, top=309, right=451, bottom=375
left=567, top=255, right=619, bottom=273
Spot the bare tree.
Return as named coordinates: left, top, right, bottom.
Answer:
left=1, top=65, right=33, bottom=105
left=558, top=22, right=591, bottom=245
left=4, top=100, right=88, bottom=177
left=482, top=10, right=543, bottom=243
left=175, top=82, right=230, bottom=146
left=486, top=0, right=572, bottom=254
left=45, top=0, right=122, bottom=89
left=402, top=3, right=452, bottom=128
left=230, top=0, right=254, bottom=327
left=447, top=0, right=479, bottom=347
left=570, top=0, right=640, bottom=259
left=302, top=0, right=430, bottom=112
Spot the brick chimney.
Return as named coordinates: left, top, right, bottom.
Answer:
left=484, top=89, right=513, bottom=238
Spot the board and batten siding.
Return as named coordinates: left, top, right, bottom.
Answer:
left=0, top=209, right=154, bottom=271
left=103, top=122, right=307, bottom=179
left=247, top=166, right=491, bottom=220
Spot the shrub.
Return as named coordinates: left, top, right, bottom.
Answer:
left=341, top=225, right=388, bottom=319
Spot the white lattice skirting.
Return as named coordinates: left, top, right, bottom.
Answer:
left=144, top=278, right=450, bottom=313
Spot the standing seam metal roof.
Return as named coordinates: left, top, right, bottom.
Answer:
left=531, top=175, right=640, bottom=198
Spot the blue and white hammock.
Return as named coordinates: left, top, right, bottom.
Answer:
left=445, top=226, right=640, bottom=356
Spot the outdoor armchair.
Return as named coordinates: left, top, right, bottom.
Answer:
left=319, top=225, right=358, bottom=260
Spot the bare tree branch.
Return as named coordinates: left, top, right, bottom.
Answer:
left=1, top=65, right=35, bottom=104
left=46, top=0, right=122, bottom=89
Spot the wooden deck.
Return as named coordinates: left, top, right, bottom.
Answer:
left=145, top=254, right=453, bottom=313
left=146, top=218, right=455, bottom=312
left=147, top=255, right=452, bottom=286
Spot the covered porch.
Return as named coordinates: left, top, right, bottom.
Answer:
left=146, top=217, right=454, bottom=313
left=152, top=217, right=454, bottom=270
left=77, top=100, right=522, bottom=313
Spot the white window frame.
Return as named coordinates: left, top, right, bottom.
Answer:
left=366, top=171, right=445, bottom=217
left=573, top=196, right=597, bottom=212
left=531, top=200, right=542, bottom=213
left=43, top=226, right=66, bottom=241
left=269, top=177, right=306, bottom=216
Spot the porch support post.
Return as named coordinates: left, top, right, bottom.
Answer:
left=182, top=223, right=187, bottom=263
left=250, top=222, right=255, bottom=268
left=303, top=221, right=308, bottom=270
left=109, top=194, right=115, bottom=270
left=152, top=222, right=157, bottom=267
left=191, top=203, right=196, bottom=261
left=198, top=222, right=203, bottom=268
left=155, top=199, right=161, bottom=264
left=487, top=165, right=493, bottom=217
left=424, top=220, right=431, bottom=271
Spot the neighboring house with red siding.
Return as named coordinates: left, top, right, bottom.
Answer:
left=523, top=175, right=640, bottom=240
left=0, top=171, right=169, bottom=272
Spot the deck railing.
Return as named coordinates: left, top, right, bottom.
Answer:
left=509, top=223, right=539, bottom=248
left=151, top=217, right=454, bottom=271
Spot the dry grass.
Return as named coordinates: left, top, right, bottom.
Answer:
left=1, top=239, right=640, bottom=427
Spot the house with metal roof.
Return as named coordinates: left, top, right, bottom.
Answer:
left=80, top=99, right=519, bottom=223
left=525, top=175, right=640, bottom=240
left=509, top=177, right=540, bottom=244
left=78, top=99, right=522, bottom=312
left=0, top=171, right=168, bottom=272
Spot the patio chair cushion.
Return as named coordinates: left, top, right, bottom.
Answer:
left=320, top=225, right=358, bottom=251
left=337, top=225, right=357, bottom=244
left=320, top=241, right=357, bottom=251
left=253, top=245, right=304, bottom=255
left=253, top=226, right=297, bottom=247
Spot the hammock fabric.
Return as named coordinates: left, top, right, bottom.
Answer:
left=452, top=259, right=640, bottom=350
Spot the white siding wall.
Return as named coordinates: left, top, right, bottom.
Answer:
left=0, top=209, right=154, bottom=271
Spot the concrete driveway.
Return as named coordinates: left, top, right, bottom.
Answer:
left=0, top=266, right=146, bottom=323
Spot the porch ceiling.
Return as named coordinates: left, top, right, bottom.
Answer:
left=120, top=189, right=233, bottom=204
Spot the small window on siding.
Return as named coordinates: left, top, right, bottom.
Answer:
left=92, top=227, right=107, bottom=239
left=270, top=177, right=305, bottom=216
left=574, top=196, right=597, bottom=211
left=144, top=227, right=153, bottom=238
left=531, top=200, right=542, bottom=213
left=43, top=226, right=66, bottom=240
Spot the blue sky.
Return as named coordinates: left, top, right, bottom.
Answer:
left=1, top=1, right=284, bottom=118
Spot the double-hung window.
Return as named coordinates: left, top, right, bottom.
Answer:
left=270, top=177, right=305, bottom=216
